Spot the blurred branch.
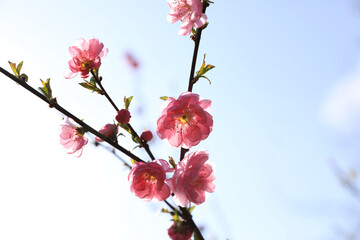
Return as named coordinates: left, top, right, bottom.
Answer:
left=329, top=158, right=360, bottom=200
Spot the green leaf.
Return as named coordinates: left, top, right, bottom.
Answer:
left=191, top=27, right=196, bottom=36
left=196, top=54, right=215, bottom=77
left=120, top=123, right=132, bottom=135
left=8, top=61, right=18, bottom=76
left=198, top=76, right=211, bottom=84
left=89, top=76, right=96, bottom=86
left=187, top=206, right=195, bottom=213
left=161, top=208, right=169, bottom=213
left=79, top=81, right=104, bottom=94
left=132, top=144, right=141, bottom=150
left=124, top=96, right=133, bottom=110
left=173, top=210, right=179, bottom=222
left=119, top=123, right=140, bottom=144
left=16, top=61, right=23, bottom=75
left=160, top=96, right=168, bottom=101
left=131, top=135, right=141, bottom=144
left=202, top=22, right=209, bottom=30
left=193, top=54, right=215, bottom=85
left=39, top=78, right=53, bottom=100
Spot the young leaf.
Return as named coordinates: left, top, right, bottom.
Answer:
left=89, top=76, right=96, bottom=86
left=187, top=205, right=195, bottom=213
left=39, top=78, right=53, bottom=100
left=120, top=123, right=132, bottom=135
left=131, top=135, right=141, bottom=144
left=161, top=208, right=169, bottom=213
left=193, top=54, right=215, bottom=85
left=124, top=96, right=133, bottom=110
left=160, top=96, right=168, bottom=101
left=8, top=61, right=18, bottom=76
left=79, top=81, right=104, bottom=94
left=16, top=61, right=23, bottom=76
left=196, top=54, right=215, bottom=77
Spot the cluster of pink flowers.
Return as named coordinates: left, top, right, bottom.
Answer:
left=61, top=15, right=215, bottom=238
left=157, top=92, right=213, bottom=148
left=65, top=38, right=108, bottom=79
left=167, top=0, right=207, bottom=35
left=128, top=150, right=215, bottom=206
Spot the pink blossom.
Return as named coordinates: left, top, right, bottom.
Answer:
left=65, top=38, right=108, bottom=79
left=168, top=221, right=193, bottom=240
left=168, top=150, right=215, bottom=206
left=128, top=159, right=173, bottom=202
left=140, top=130, right=153, bottom=142
left=167, top=0, right=207, bottom=36
left=95, top=123, right=118, bottom=142
left=156, top=92, right=213, bottom=148
left=59, top=117, right=88, bottom=157
left=115, top=109, right=131, bottom=124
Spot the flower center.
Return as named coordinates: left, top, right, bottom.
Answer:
left=180, top=114, right=189, bottom=124
left=75, top=127, right=86, bottom=136
left=144, top=173, right=157, bottom=183
left=80, top=61, right=91, bottom=70
left=174, top=1, right=192, bottom=19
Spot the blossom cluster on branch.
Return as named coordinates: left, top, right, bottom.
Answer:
left=2, top=0, right=214, bottom=239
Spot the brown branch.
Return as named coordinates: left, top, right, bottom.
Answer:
left=0, top=66, right=145, bottom=163
left=90, top=70, right=156, bottom=161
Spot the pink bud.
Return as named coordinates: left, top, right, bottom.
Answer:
left=115, top=109, right=131, bottom=124
left=168, top=221, right=193, bottom=240
left=140, top=130, right=153, bottom=142
left=95, top=123, right=118, bottom=142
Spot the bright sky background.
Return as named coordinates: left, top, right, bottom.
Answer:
left=1, top=0, right=360, bottom=239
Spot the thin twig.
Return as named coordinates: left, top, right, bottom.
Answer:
left=95, top=139, right=183, bottom=217
left=0, top=66, right=144, bottom=163
left=187, top=0, right=209, bottom=93
left=178, top=1, right=209, bottom=239
left=180, top=206, right=204, bottom=240
left=90, top=70, right=156, bottom=161
left=95, top=141, right=132, bottom=169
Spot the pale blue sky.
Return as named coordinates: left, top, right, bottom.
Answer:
left=1, top=0, right=360, bottom=239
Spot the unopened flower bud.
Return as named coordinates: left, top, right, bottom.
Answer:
left=140, top=130, right=153, bottom=142
left=95, top=123, right=118, bottom=142
left=116, top=109, right=131, bottom=124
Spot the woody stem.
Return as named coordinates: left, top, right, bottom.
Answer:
left=90, top=70, right=155, bottom=161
